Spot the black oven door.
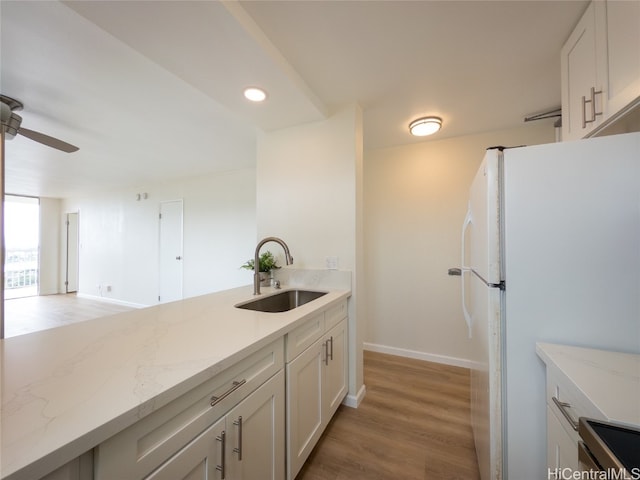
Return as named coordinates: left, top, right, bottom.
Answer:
left=578, top=417, right=640, bottom=475
left=578, top=441, right=602, bottom=472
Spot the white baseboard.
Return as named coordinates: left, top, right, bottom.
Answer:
left=39, top=290, right=59, bottom=296
left=363, top=342, right=475, bottom=370
left=343, top=383, right=366, bottom=408
left=76, top=293, right=148, bottom=309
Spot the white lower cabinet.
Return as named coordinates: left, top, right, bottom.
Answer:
left=546, top=406, right=580, bottom=474
left=286, top=311, right=348, bottom=480
left=147, top=370, right=285, bottom=480
left=224, top=370, right=285, bottom=480
left=146, top=418, right=225, bottom=480
left=36, top=299, right=350, bottom=480
left=322, top=320, right=348, bottom=421
left=95, top=338, right=285, bottom=480
left=286, top=338, right=324, bottom=478
left=542, top=357, right=605, bottom=474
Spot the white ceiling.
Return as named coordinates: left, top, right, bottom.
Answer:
left=1, top=0, right=588, bottom=199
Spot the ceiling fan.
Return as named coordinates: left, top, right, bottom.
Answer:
left=0, top=94, right=79, bottom=153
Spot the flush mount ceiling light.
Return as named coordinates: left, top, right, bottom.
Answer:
left=243, top=87, right=267, bottom=102
left=409, top=116, right=442, bottom=137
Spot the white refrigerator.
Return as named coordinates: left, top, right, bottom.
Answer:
left=459, top=132, right=640, bottom=479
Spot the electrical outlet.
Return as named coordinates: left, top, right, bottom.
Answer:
left=325, top=256, right=339, bottom=270
left=105, top=285, right=112, bottom=293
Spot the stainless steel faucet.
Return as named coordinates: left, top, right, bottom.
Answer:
left=253, top=237, right=293, bottom=295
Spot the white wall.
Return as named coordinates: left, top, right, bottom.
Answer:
left=364, top=123, right=555, bottom=367
left=62, top=168, right=257, bottom=306
left=39, top=197, right=61, bottom=295
left=256, top=105, right=365, bottom=404
left=256, top=109, right=358, bottom=269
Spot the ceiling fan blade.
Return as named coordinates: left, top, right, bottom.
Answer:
left=18, top=126, right=79, bottom=153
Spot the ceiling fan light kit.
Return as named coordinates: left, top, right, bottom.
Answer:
left=1, top=103, right=22, bottom=139
left=0, top=94, right=79, bottom=153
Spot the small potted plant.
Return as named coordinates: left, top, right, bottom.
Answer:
left=240, top=251, right=280, bottom=285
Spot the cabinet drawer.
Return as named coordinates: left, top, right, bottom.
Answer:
left=286, top=313, right=325, bottom=362
left=324, top=300, right=347, bottom=330
left=95, top=338, right=284, bottom=480
left=546, top=368, right=605, bottom=443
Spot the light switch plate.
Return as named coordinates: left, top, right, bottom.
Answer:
left=325, top=256, right=339, bottom=270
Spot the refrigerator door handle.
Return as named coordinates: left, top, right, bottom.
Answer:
left=461, top=206, right=473, bottom=338
left=470, top=268, right=505, bottom=290
left=461, top=270, right=472, bottom=338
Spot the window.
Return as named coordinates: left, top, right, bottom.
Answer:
left=4, top=195, right=39, bottom=299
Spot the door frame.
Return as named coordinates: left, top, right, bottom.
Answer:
left=65, top=211, right=79, bottom=293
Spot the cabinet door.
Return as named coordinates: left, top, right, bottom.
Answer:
left=546, top=406, right=579, bottom=473
left=227, top=370, right=285, bottom=480
left=561, top=1, right=606, bottom=140
left=604, top=0, right=640, bottom=117
left=323, top=319, right=348, bottom=420
left=286, top=342, right=323, bottom=480
left=145, top=417, right=225, bottom=480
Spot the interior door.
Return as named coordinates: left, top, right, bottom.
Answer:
left=159, top=200, right=183, bottom=303
left=65, top=212, right=79, bottom=293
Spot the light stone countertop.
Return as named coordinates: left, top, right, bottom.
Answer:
left=536, top=342, right=640, bottom=427
left=1, top=283, right=350, bottom=480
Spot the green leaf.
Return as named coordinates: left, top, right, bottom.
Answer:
left=240, top=251, right=281, bottom=272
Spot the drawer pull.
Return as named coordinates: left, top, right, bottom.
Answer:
left=552, top=396, right=579, bottom=431
left=210, top=379, right=246, bottom=407
left=233, top=416, right=243, bottom=461
left=216, top=431, right=226, bottom=479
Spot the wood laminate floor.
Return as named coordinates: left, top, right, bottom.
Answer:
left=3, top=293, right=136, bottom=337
left=297, top=351, right=480, bottom=480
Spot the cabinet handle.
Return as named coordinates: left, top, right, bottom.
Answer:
left=323, top=342, right=329, bottom=366
left=233, top=416, right=243, bottom=460
left=582, top=86, right=603, bottom=128
left=329, top=336, right=334, bottom=361
left=210, top=379, right=246, bottom=407
left=552, top=396, right=579, bottom=431
left=216, top=431, right=226, bottom=479
left=590, top=86, right=603, bottom=121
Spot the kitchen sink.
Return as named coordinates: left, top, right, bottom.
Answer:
left=235, top=289, right=327, bottom=313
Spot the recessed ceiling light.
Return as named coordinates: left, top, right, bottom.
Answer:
left=243, top=87, right=267, bottom=102
left=409, top=116, right=442, bottom=136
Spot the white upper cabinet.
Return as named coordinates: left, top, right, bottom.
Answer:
left=561, top=0, right=640, bottom=141
left=561, top=2, right=607, bottom=141
left=604, top=0, right=640, bottom=117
